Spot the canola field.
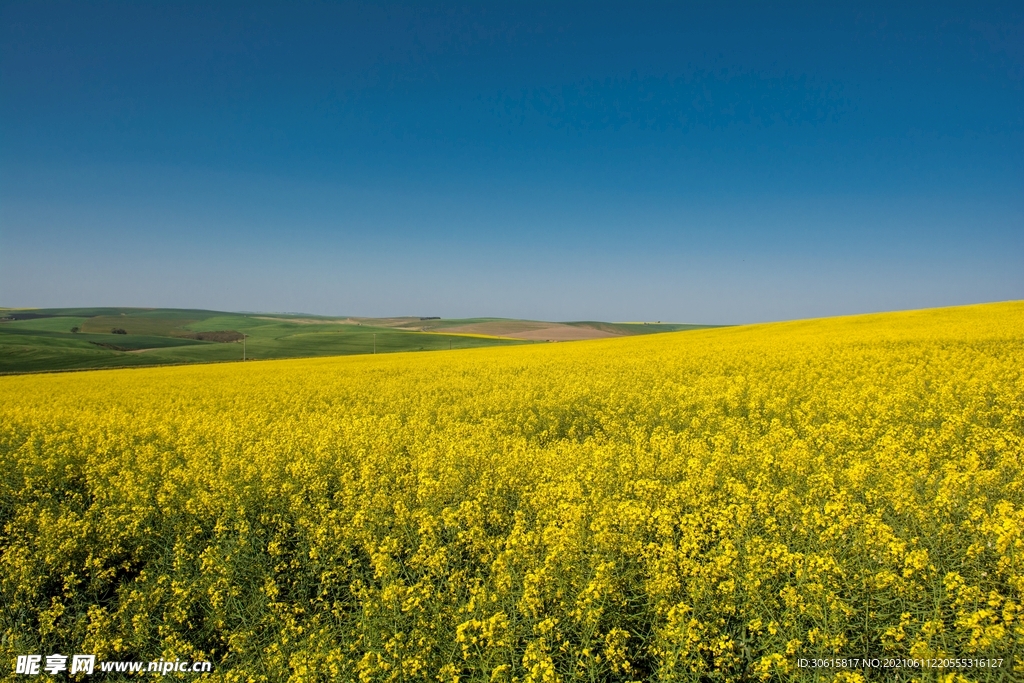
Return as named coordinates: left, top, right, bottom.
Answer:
left=1, top=302, right=1023, bottom=682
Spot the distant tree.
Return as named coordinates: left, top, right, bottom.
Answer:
left=70, top=326, right=80, bottom=333
left=112, top=328, right=127, bottom=335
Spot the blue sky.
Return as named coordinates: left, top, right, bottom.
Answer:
left=1, top=1, right=1021, bottom=323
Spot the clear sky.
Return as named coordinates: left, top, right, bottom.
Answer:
left=1, top=1, right=1021, bottom=324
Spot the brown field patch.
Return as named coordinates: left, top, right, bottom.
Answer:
left=443, top=321, right=622, bottom=341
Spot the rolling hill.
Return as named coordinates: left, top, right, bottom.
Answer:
left=0, top=307, right=715, bottom=374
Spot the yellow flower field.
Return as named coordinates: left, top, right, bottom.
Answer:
left=2, top=302, right=1022, bottom=682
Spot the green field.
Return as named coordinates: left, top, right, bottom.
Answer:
left=0, top=308, right=712, bottom=374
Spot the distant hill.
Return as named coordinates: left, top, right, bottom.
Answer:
left=0, top=307, right=718, bottom=374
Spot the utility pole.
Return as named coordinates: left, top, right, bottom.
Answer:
left=242, top=334, right=246, bottom=361
left=373, top=333, right=376, bottom=354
